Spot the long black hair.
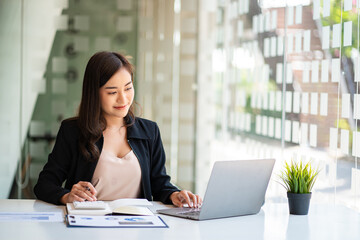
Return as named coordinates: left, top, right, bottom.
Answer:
left=77, top=51, right=135, bottom=161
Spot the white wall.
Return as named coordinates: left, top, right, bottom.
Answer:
left=0, top=0, right=65, bottom=198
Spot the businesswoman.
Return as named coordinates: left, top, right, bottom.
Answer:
left=34, top=51, right=202, bottom=208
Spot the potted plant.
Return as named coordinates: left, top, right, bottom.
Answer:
left=278, top=160, right=320, bottom=215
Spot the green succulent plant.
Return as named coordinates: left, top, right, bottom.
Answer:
left=278, top=160, right=320, bottom=194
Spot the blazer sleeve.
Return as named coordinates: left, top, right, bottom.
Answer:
left=149, top=123, right=180, bottom=204
left=33, top=122, right=72, bottom=205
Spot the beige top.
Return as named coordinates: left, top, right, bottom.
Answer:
left=91, top=150, right=142, bottom=200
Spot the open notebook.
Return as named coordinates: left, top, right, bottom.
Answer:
left=66, top=198, right=153, bottom=216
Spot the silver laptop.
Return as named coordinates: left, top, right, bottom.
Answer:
left=157, top=159, right=275, bottom=221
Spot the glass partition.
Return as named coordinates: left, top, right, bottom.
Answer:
left=208, top=0, right=360, bottom=208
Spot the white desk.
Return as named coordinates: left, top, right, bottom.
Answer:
left=0, top=199, right=359, bottom=240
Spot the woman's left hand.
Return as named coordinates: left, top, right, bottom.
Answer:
left=170, top=190, right=203, bottom=208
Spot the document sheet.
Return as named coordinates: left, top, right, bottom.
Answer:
left=66, top=215, right=168, bottom=228
left=0, top=212, right=64, bottom=222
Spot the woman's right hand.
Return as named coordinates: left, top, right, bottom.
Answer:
left=60, top=181, right=97, bottom=204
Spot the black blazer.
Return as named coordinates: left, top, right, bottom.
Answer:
left=34, top=117, right=180, bottom=205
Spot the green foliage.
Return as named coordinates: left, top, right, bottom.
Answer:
left=320, top=0, right=359, bottom=57
left=278, top=160, right=320, bottom=194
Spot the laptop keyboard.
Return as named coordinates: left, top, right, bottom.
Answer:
left=178, top=208, right=201, bottom=217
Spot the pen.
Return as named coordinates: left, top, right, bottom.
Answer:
left=84, top=185, right=97, bottom=201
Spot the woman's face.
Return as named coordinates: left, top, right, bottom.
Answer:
left=99, top=68, right=134, bottom=122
